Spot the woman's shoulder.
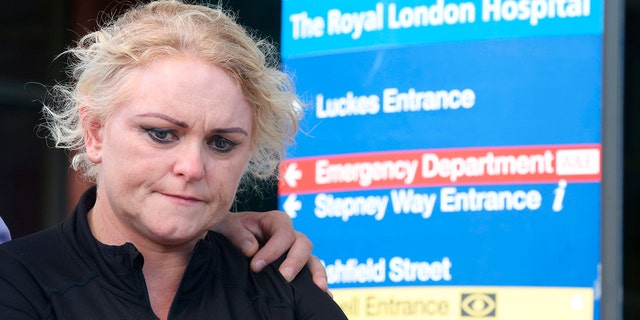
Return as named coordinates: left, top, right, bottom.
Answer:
left=0, top=223, right=63, bottom=263
left=0, top=223, right=76, bottom=318
left=204, top=230, right=348, bottom=319
left=0, top=220, right=91, bottom=293
left=204, top=230, right=292, bottom=297
left=205, top=230, right=284, bottom=281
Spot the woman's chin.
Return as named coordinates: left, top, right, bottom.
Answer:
left=145, top=225, right=207, bottom=247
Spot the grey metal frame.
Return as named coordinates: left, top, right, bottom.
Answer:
left=602, top=0, right=625, bottom=319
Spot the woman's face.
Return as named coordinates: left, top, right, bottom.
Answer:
left=85, top=56, right=253, bottom=246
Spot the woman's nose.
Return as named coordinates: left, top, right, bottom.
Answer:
left=173, top=142, right=206, bottom=181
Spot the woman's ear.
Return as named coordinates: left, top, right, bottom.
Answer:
left=81, top=107, right=104, bottom=164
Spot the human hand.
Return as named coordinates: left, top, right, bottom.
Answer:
left=214, top=210, right=329, bottom=292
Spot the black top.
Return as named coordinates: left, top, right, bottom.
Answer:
left=0, top=187, right=347, bottom=319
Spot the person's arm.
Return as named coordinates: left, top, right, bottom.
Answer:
left=0, top=217, right=10, bottom=244
left=214, top=210, right=329, bottom=292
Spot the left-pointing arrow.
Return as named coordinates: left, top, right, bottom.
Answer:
left=283, top=194, right=302, bottom=218
left=284, top=162, right=302, bottom=188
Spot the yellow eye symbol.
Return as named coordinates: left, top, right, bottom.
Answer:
left=461, top=293, right=496, bottom=317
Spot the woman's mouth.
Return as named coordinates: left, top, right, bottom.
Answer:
left=160, top=192, right=204, bottom=205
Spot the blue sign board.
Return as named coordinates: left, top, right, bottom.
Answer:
left=279, top=1, right=603, bottom=319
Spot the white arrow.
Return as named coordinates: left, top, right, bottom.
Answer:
left=283, top=194, right=302, bottom=218
left=284, top=162, right=302, bottom=188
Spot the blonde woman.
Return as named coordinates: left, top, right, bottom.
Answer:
left=0, top=1, right=346, bottom=319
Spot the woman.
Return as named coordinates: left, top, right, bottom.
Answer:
left=0, top=1, right=347, bottom=319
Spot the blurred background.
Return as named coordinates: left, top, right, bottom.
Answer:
left=0, top=0, right=637, bottom=318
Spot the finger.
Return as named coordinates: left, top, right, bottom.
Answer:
left=213, top=212, right=260, bottom=257
left=250, top=211, right=297, bottom=273
left=306, top=255, right=329, bottom=293
left=274, top=231, right=313, bottom=282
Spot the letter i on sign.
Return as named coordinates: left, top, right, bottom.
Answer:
left=552, top=179, right=567, bottom=212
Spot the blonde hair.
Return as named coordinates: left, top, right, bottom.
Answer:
left=43, top=0, right=301, bottom=184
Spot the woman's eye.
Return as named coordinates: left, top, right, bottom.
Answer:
left=144, top=128, right=178, bottom=144
left=209, top=136, right=238, bottom=153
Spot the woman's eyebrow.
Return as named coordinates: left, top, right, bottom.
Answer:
left=136, top=113, right=188, bottom=128
left=212, top=128, right=248, bottom=136
left=136, top=113, right=248, bottom=136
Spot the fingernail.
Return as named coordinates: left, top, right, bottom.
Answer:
left=241, top=240, right=252, bottom=253
left=255, top=259, right=266, bottom=271
left=282, top=267, right=293, bottom=281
